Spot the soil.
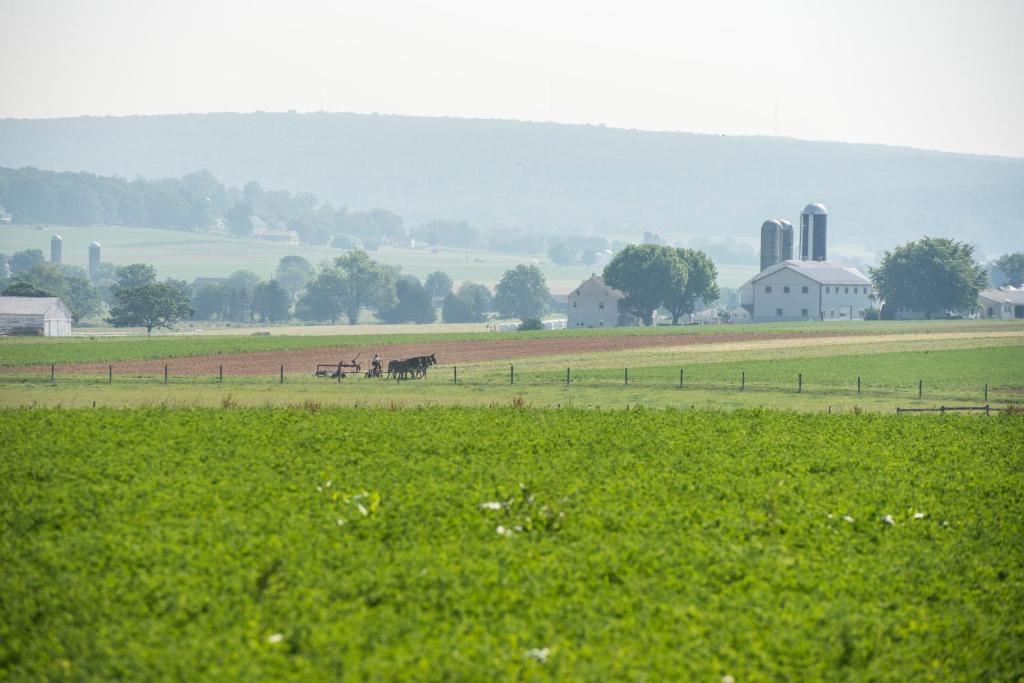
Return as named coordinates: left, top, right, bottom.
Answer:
left=6, top=331, right=855, bottom=377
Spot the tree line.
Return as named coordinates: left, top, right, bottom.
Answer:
left=4, top=240, right=1019, bottom=330
left=0, top=166, right=643, bottom=259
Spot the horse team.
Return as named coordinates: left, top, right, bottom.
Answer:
left=385, top=354, right=437, bottom=380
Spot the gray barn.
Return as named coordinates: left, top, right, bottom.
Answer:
left=0, top=297, right=74, bottom=336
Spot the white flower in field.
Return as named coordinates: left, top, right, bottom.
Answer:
left=496, top=525, right=512, bottom=537
left=843, top=515, right=855, bottom=523
left=479, top=501, right=503, bottom=510
left=827, top=513, right=834, bottom=519
left=316, top=486, right=322, bottom=493
left=882, top=514, right=895, bottom=526
left=267, top=633, right=283, bottom=644
left=913, top=512, right=926, bottom=520
left=325, top=480, right=332, bottom=488
left=356, top=503, right=368, bottom=517
left=722, top=676, right=736, bottom=683
left=525, top=647, right=550, bottom=663
left=941, top=520, right=949, bottom=528
left=336, top=518, right=346, bottom=526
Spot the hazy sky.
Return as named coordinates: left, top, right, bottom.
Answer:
left=2, top=0, right=1022, bottom=157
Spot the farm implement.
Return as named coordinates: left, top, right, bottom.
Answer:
left=314, top=354, right=362, bottom=379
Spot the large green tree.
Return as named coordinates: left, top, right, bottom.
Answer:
left=870, top=237, right=987, bottom=318
left=114, top=263, right=158, bottom=289
left=224, top=270, right=263, bottom=322
left=191, top=284, right=228, bottom=320
left=547, top=242, right=575, bottom=266
left=664, top=248, right=720, bottom=325
left=107, top=281, right=193, bottom=334
left=275, top=255, right=314, bottom=300
left=494, top=265, right=549, bottom=319
left=252, top=280, right=291, bottom=322
left=332, top=250, right=396, bottom=325
left=603, top=244, right=688, bottom=326
left=295, top=268, right=346, bottom=323
left=425, top=271, right=453, bottom=298
left=3, top=282, right=53, bottom=298
left=9, top=249, right=44, bottom=274
left=994, top=252, right=1024, bottom=286
left=441, top=282, right=492, bottom=323
left=378, top=276, right=435, bottom=324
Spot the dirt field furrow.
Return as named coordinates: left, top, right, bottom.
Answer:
left=7, top=329, right=1020, bottom=377
left=4, top=332, right=835, bottom=376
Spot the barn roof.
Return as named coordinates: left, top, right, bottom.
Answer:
left=749, top=260, right=871, bottom=286
left=0, top=296, right=73, bottom=317
left=569, top=275, right=626, bottom=300
left=979, top=287, right=1024, bottom=305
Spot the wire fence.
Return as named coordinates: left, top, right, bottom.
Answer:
left=4, top=362, right=1019, bottom=407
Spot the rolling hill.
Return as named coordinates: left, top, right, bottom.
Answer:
left=1, top=112, right=1022, bottom=255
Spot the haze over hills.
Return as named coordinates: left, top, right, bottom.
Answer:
left=1, top=112, right=1022, bottom=258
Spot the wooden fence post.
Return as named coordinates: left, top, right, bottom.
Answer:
left=798, top=373, right=802, bottom=393
left=624, top=368, right=628, bottom=386
left=164, top=365, right=168, bottom=384
left=51, top=363, right=55, bottom=385
left=453, top=366, right=458, bottom=384
left=679, top=368, right=684, bottom=389
left=219, top=365, right=223, bottom=382
left=984, top=383, right=988, bottom=402
left=741, top=371, right=745, bottom=391
left=566, top=367, right=570, bottom=386
left=510, top=365, right=514, bottom=385
left=918, top=379, right=922, bottom=399
left=857, top=376, right=861, bottom=396
left=109, top=365, right=112, bottom=384
left=280, top=365, right=284, bottom=384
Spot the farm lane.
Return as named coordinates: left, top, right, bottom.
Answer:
left=6, top=329, right=1021, bottom=377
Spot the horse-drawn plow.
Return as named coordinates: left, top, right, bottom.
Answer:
left=314, top=353, right=437, bottom=380
left=313, top=354, right=362, bottom=379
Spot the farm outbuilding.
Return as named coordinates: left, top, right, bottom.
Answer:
left=0, top=297, right=74, bottom=336
left=567, top=275, right=636, bottom=328
left=978, top=287, right=1024, bottom=319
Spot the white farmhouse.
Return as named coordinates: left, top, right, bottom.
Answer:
left=739, top=260, right=874, bottom=322
left=567, top=275, right=635, bottom=328
left=0, top=297, right=74, bottom=336
left=978, top=287, right=1024, bottom=319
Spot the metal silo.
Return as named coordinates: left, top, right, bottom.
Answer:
left=760, top=220, right=783, bottom=272
left=89, top=242, right=101, bottom=278
left=779, top=220, right=794, bottom=261
left=50, top=235, right=63, bottom=265
left=799, top=203, right=827, bottom=261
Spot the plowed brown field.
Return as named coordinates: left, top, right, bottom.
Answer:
left=6, top=331, right=848, bottom=377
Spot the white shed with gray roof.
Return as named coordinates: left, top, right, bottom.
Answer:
left=740, top=260, right=874, bottom=322
left=978, top=287, right=1024, bottom=319
left=0, top=297, right=74, bottom=336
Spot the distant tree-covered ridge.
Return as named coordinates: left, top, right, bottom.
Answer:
left=1, top=112, right=1022, bottom=254
left=0, top=166, right=408, bottom=247
left=0, top=166, right=626, bottom=258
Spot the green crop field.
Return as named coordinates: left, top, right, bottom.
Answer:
left=1, top=407, right=1021, bottom=680
left=2, top=319, right=1021, bottom=368
left=1, top=223, right=759, bottom=291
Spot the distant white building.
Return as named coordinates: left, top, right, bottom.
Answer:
left=740, top=260, right=874, bottom=322
left=250, top=216, right=300, bottom=246
left=978, top=286, right=1024, bottom=319
left=0, top=205, right=12, bottom=224
left=0, top=297, right=73, bottom=336
left=567, top=275, right=636, bottom=328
